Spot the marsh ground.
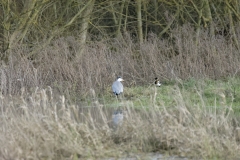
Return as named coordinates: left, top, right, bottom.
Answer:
left=1, top=26, right=240, bottom=159
left=0, top=78, right=240, bottom=160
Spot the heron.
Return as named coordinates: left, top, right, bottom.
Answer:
left=112, top=76, right=124, bottom=97
left=155, top=77, right=161, bottom=87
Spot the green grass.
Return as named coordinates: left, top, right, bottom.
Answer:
left=98, top=77, right=240, bottom=115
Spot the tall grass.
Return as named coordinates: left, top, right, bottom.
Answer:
left=1, top=25, right=240, bottom=97
left=0, top=25, right=240, bottom=159
left=0, top=86, right=239, bottom=159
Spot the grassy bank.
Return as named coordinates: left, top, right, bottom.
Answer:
left=103, top=77, right=240, bottom=112
left=0, top=78, right=240, bottom=159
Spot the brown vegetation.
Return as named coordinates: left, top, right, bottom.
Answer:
left=0, top=86, right=239, bottom=159
left=1, top=1, right=240, bottom=159
left=1, top=26, right=240, bottom=97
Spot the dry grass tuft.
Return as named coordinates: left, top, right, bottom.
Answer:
left=0, top=87, right=239, bottom=159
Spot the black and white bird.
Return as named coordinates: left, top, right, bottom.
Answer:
left=154, top=77, right=161, bottom=87
left=112, top=76, right=124, bottom=97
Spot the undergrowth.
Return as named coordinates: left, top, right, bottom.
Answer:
left=0, top=82, right=240, bottom=159
left=0, top=25, right=240, bottom=159
left=1, top=25, right=240, bottom=98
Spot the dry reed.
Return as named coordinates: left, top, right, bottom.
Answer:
left=0, top=25, right=240, bottom=97
left=0, top=87, right=239, bottom=159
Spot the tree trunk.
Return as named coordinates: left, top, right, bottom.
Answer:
left=9, top=0, right=38, bottom=49
left=153, top=0, right=158, bottom=33
left=226, top=0, right=239, bottom=49
left=136, top=0, right=143, bottom=44
left=116, top=0, right=125, bottom=37
left=124, top=0, right=130, bottom=33
left=196, top=3, right=203, bottom=45
left=78, top=0, right=95, bottom=57
left=202, top=0, right=214, bottom=36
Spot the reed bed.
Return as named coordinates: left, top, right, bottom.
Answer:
left=0, top=86, right=239, bottom=159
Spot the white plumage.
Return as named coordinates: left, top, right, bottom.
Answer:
left=112, top=76, right=124, bottom=96
left=155, top=77, right=161, bottom=87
